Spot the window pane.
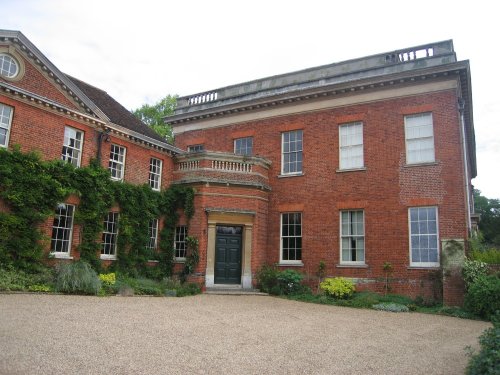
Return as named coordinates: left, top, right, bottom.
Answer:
left=50, top=204, right=75, bottom=254
left=409, top=207, right=438, bottom=265
left=340, top=210, right=365, bottom=263
left=282, top=130, right=303, bottom=174
left=281, top=212, right=302, bottom=262
left=405, top=113, right=434, bottom=164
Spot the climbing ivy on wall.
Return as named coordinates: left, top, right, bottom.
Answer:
left=0, top=147, right=194, bottom=276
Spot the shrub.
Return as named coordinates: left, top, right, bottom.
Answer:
left=176, top=283, right=201, bottom=297
left=320, top=277, right=355, bottom=299
left=276, top=269, right=304, bottom=295
left=255, top=264, right=279, bottom=293
left=471, top=248, right=500, bottom=264
left=99, top=273, right=116, bottom=286
left=464, top=275, right=500, bottom=319
left=372, top=302, right=409, bottom=313
left=28, top=284, right=52, bottom=292
left=55, top=261, right=101, bottom=295
left=462, top=259, right=489, bottom=289
left=0, top=267, right=55, bottom=291
left=466, top=315, right=500, bottom=375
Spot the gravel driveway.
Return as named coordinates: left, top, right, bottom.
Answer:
left=0, top=294, right=490, bottom=375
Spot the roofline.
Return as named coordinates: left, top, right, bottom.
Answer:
left=176, top=40, right=455, bottom=104
left=0, top=29, right=110, bottom=121
left=0, top=80, right=183, bottom=155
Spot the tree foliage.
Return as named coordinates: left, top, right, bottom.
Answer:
left=474, top=189, right=500, bottom=246
left=132, top=95, right=177, bottom=143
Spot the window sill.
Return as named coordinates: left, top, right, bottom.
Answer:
left=174, top=259, right=186, bottom=263
left=277, top=173, right=304, bottom=178
left=403, top=161, right=439, bottom=168
left=147, top=260, right=159, bottom=263
left=278, top=262, right=304, bottom=267
left=336, top=264, right=368, bottom=268
left=407, top=265, right=440, bottom=270
left=336, top=167, right=366, bottom=173
left=50, top=253, right=73, bottom=260
left=100, top=255, right=117, bottom=261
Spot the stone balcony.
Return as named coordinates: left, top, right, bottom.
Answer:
left=173, top=151, right=271, bottom=190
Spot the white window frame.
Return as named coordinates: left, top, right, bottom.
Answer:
left=234, top=137, right=253, bottom=156
left=188, top=144, right=204, bottom=153
left=109, top=144, right=126, bottom=181
left=174, top=225, right=187, bottom=261
left=339, top=122, right=364, bottom=170
left=0, top=103, right=13, bottom=148
left=280, top=212, right=302, bottom=265
left=61, top=126, right=84, bottom=167
left=146, top=219, right=159, bottom=252
left=404, top=113, right=435, bottom=164
left=0, top=53, right=19, bottom=78
left=281, top=130, right=303, bottom=175
left=340, top=210, right=365, bottom=265
left=50, top=203, right=75, bottom=258
left=148, top=157, right=162, bottom=191
left=101, top=212, right=119, bottom=260
left=408, top=206, right=440, bottom=267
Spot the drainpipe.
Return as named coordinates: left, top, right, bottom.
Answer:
left=458, top=98, right=472, bottom=234
left=96, top=128, right=111, bottom=164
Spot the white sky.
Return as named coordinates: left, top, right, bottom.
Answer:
left=3, top=0, right=499, bottom=198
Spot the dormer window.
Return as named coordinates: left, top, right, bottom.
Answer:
left=0, top=53, right=19, bottom=79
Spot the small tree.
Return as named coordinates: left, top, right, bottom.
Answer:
left=132, top=95, right=177, bottom=144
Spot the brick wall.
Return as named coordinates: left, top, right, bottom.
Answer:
left=175, top=89, right=469, bottom=303
left=0, top=93, right=175, bottom=262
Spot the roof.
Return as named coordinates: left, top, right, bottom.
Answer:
left=67, top=75, right=167, bottom=144
left=0, top=29, right=181, bottom=154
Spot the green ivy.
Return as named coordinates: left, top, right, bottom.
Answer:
left=0, top=147, right=194, bottom=277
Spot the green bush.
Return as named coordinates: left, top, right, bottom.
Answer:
left=0, top=267, right=55, bottom=291
left=471, top=248, right=500, bottom=264
left=463, top=259, right=489, bottom=289
left=255, top=264, right=280, bottom=293
left=119, top=277, right=163, bottom=295
left=320, top=277, right=355, bottom=299
left=464, top=275, right=500, bottom=319
left=276, top=269, right=304, bottom=295
left=176, top=283, right=201, bottom=297
left=372, top=302, right=409, bottom=313
left=55, top=261, right=101, bottom=295
left=466, top=315, right=500, bottom=375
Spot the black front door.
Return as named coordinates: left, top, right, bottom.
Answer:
left=214, top=226, right=242, bottom=284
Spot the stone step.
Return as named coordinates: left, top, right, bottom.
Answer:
left=205, top=288, right=268, bottom=296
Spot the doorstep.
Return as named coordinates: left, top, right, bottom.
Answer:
left=205, top=285, right=268, bottom=296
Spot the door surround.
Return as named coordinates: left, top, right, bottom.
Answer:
left=205, top=209, right=254, bottom=289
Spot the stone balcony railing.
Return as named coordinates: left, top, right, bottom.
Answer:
left=173, top=151, right=271, bottom=190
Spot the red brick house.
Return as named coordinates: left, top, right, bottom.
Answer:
left=165, top=40, right=476, bottom=305
left=1, top=30, right=476, bottom=304
left=0, top=30, right=180, bottom=266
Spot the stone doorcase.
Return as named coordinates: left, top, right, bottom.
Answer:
left=205, top=209, right=255, bottom=289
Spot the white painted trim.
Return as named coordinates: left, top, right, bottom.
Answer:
left=339, top=210, right=366, bottom=265
left=0, top=102, right=13, bottom=148
left=338, top=122, right=364, bottom=170
left=279, top=212, right=303, bottom=264
left=408, top=206, right=440, bottom=267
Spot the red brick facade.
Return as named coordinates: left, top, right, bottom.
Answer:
left=1, top=32, right=476, bottom=305
left=173, top=90, right=470, bottom=303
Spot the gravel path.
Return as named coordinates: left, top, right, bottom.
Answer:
left=0, top=294, right=490, bottom=375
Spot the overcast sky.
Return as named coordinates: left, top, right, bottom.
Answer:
left=3, top=0, right=499, bottom=198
